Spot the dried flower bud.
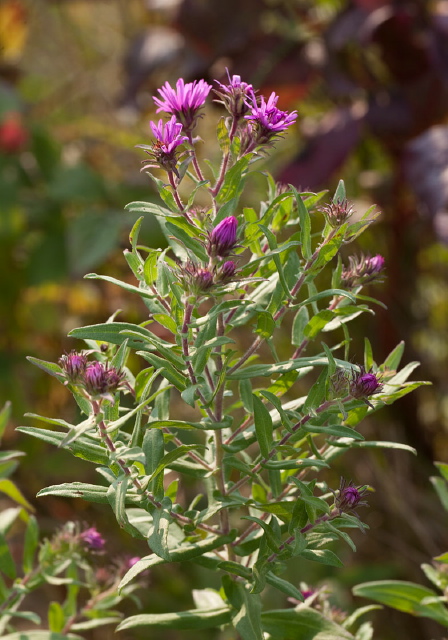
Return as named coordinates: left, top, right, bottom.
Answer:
left=83, top=361, right=125, bottom=398
left=334, top=479, right=369, bottom=516
left=59, top=351, right=88, bottom=383
left=80, top=526, right=105, bottom=551
left=341, top=254, right=385, bottom=288
left=319, top=199, right=354, bottom=228
left=209, top=216, right=238, bottom=257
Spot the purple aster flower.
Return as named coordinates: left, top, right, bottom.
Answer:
left=80, top=526, right=105, bottom=551
left=341, top=253, right=385, bottom=288
left=139, top=115, right=188, bottom=176
left=243, top=91, right=297, bottom=149
left=153, top=78, right=212, bottom=133
left=83, top=361, right=125, bottom=398
left=59, top=350, right=88, bottom=383
left=350, top=366, right=383, bottom=406
left=214, top=71, right=254, bottom=119
left=209, top=216, right=238, bottom=258
left=334, top=479, right=369, bottom=517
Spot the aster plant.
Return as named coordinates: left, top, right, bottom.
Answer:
left=20, top=73, right=427, bottom=640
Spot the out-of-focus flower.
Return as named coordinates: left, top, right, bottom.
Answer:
left=243, top=91, right=297, bottom=149
left=59, top=350, right=88, bottom=384
left=214, top=71, right=253, bottom=119
left=319, top=199, right=354, bottom=228
left=209, top=216, right=238, bottom=257
left=153, top=78, right=211, bottom=132
left=0, top=112, right=27, bottom=153
left=80, top=526, right=105, bottom=551
left=341, top=254, right=385, bottom=288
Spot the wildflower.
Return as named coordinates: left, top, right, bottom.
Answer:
left=80, top=526, right=105, bottom=551
left=214, top=71, right=254, bottom=119
left=209, top=216, right=238, bottom=257
left=334, top=479, right=369, bottom=517
left=319, top=199, right=354, bottom=228
left=142, top=115, right=189, bottom=174
left=59, top=350, right=88, bottom=384
left=350, top=366, right=383, bottom=407
left=83, top=361, right=125, bottom=398
left=243, top=91, right=297, bottom=148
left=153, top=78, right=212, bottom=133
left=341, top=254, right=385, bottom=288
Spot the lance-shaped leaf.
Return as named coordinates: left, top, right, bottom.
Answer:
left=252, top=394, right=273, bottom=459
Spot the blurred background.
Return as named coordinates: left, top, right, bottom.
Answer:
left=1, top=0, right=448, bottom=637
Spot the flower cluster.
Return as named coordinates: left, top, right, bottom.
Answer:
left=59, top=352, right=126, bottom=400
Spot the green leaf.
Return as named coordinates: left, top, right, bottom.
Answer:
left=382, top=341, right=405, bottom=370
left=0, top=479, right=34, bottom=511
left=48, top=601, right=65, bottom=633
left=23, top=515, right=39, bottom=573
left=0, top=402, right=11, bottom=443
left=117, top=608, right=231, bottom=631
left=252, top=394, right=273, bottom=459
left=223, top=579, right=264, bottom=640
left=17, top=427, right=108, bottom=465
left=291, top=307, right=309, bottom=347
left=265, top=573, right=304, bottom=601
left=0, top=633, right=82, bottom=640
left=216, top=156, right=250, bottom=204
left=333, top=179, right=346, bottom=204
left=217, top=117, right=230, bottom=154
left=353, top=580, right=448, bottom=626
left=148, top=503, right=172, bottom=561
left=26, top=357, right=64, bottom=381
left=107, top=479, right=143, bottom=538
left=292, top=187, right=311, bottom=259
left=119, top=531, right=237, bottom=591
left=0, top=531, right=16, bottom=578
left=301, top=548, right=344, bottom=567
left=430, top=476, right=448, bottom=512
left=261, top=607, right=354, bottom=639
left=165, top=221, right=209, bottom=262
left=37, top=483, right=110, bottom=504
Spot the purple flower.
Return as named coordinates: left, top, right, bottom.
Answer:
left=214, top=71, right=253, bottom=119
left=334, top=479, right=369, bottom=516
left=350, top=366, right=383, bottom=404
left=243, top=91, right=297, bottom=147
left=59, top=350, right=87, bottom=383
left=83, top=361, right=125, bottom=398
left=153, top=78, right=212, bottom=132
left=179, top=262, right=215, bottom=295
left=341, top=254, right=385, bottom=288
left=150, top=116, right=188, bottom=154
left=209, top=216, right=238, bottom=257
left=80, top=527, right=105, bottom=551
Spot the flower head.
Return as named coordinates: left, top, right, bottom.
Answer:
left=341, top=254, right=385, bottom=288
left=209, top=216, right=238, bottom=258
left=153, top=78, right=212, bottom=132
left=59, top=351, right=88, bottom=384
left=83, top=361, right=125, bottom=398
left=350, top=366, right=383, bottom=407
left=80, top=526, right=105, bottom=551
left=179, top=262, right=215, bottom=295
left=214, top=71, right=254, bottom=119
left=140, top=115, right=188, bottom=175
left=319, top=199, right=354, bottom=228
left=243, top=91, right=297, bottom=148
left=220, top=260, right=237, bottom=280
left=334, top=479, right=369, bottom=517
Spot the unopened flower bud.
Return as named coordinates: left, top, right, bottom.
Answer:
left=334, top=479, right=368, bottom=516
left=214, top=72, right=254, bottom=119
left=221, top=260, right=236, bottom=279
left=341, top=254, right=385, bottom=288
left=59, top=351, right=88, bottom=383
left=209, top=216, right=238, bottom=257
left=319, top=199, right=354, bottom=228
left=83, top=361, right=125, bottom=397
left=350, top=366, right=382, bottom=402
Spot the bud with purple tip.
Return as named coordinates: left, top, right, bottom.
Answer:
left=59, top=351, right=88, bottom=384
left=350, top=366, right=383, bottom=405
left=319, top=199, right=354, bottom=228
left=214, top=71, right=254, bottom=119
left=341, top=254, right=385, bottom=288
left=83, top=361, right=125, bottom=398
left=221, top=260, right=237, bottom=280
left=209, top=216, right=238, bottom=258
left=334, top=479, right=369, bottom=517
